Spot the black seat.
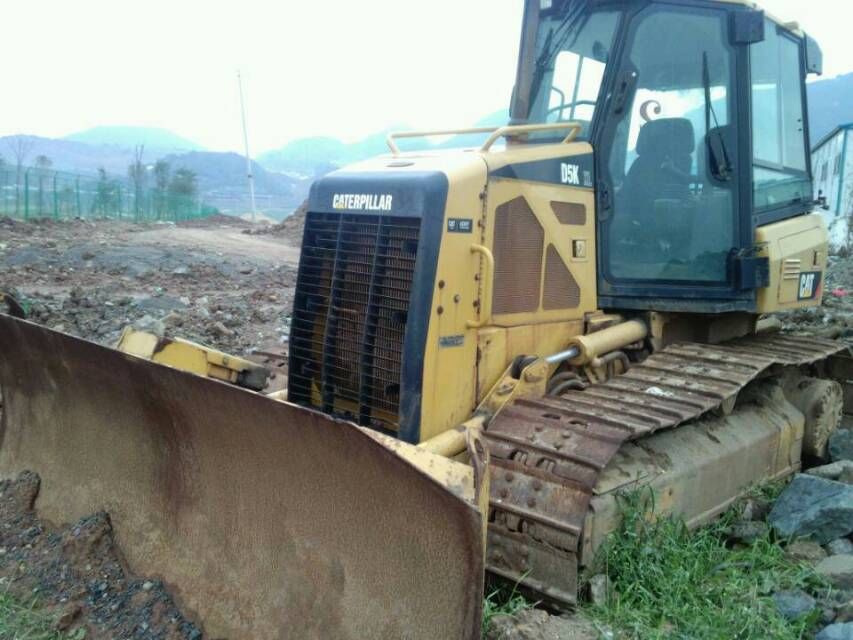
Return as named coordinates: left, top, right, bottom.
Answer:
left=624, top=117, right=695, bottom=214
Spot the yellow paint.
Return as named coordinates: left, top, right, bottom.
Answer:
left=116, top=328, right=268, bottom=388
left=476, top=320, right=584, bottom=404
left=344, top=139, right=601, bottom=442
left=482, top=142, right=599, bottom=328
left=755, top=213, right=829, bottom=313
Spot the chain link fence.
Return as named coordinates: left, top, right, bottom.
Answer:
left=0, top=166, right=218, bottom=222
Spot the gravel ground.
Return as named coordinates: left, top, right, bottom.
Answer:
left=0, top=472, right=203, bottom=639
left=0, top=215, right=301, bottom=356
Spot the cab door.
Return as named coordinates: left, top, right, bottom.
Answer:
left=595, top=2, right=753, bottom=312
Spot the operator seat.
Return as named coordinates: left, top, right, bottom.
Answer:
left=620, top=117, right=696, bottom=267
left=624, top=117, right=695, bottom=214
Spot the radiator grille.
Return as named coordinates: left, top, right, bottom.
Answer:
left=288, top=212, right=420, bottom=432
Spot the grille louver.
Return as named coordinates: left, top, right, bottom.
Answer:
left=289, top=211, right=420, bottom=432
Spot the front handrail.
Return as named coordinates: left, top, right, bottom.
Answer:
left=385, top=122, right=583, bottom=156
left=386, top=127, right=498, bottom=155
left=479, top=122, right=582, bottom=152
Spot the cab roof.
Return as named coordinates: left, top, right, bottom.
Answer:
left=715, top=0, right=803, bottom=36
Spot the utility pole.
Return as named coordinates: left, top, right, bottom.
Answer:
left=237, top=70, right=257, bottom=223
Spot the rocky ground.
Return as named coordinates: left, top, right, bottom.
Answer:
left=0, top=471, right=203, bottom=639
left=0, top=215, right=303, bottom=359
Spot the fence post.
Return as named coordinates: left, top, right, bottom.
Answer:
left=23, top=171, right=29, bottom=220
left=76, top=178, right=81, bottom=219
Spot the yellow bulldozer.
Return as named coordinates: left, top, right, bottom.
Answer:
left=1, top=0, right=851, bottom=638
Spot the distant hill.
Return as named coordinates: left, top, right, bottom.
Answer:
left=0, top=135, right=308, bottom=220
left=257, top=127, right=410, bottom=177
left=808, top=72, right=853, bottom=144
left=161, top=151, right=309, bottom=219
left=0, top=134, right=140, bottom=175
left=257, top=111, right=512, bottom=177
left=435, top=109, right=511, bottom=150
left=66, top=126, right=203, bottom=152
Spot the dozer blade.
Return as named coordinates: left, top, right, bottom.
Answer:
left=0, top=314, right=486, bottom=640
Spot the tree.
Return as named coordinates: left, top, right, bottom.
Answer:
left=92, top=168, right=121, bottom=218
left=153, top=160, right=170, bottom=219
left=4, top=136, right=36, bottom=215
left=167, top=167, right=198, bottom=220
left=34, top=155, right=53, bottom=216
left=168, top=168, right=198, bottom=198
left=127, top=146, right=147, bottom=218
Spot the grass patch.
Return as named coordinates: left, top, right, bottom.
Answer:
left=585, top=489, right=826, bottom=639
left=0, top=590, right=78, bottom=639
left=482, top=582, right=536, bottom=637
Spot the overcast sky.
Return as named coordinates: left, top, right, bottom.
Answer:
left=0, top=0, right=848, bottom=153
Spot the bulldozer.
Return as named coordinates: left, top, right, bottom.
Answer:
left=1, top=0, right=851, bottom=638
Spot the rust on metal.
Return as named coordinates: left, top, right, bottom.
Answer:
left=0, top=314, right=485, bottom=640
left=484, top=334, right=849, bottom=606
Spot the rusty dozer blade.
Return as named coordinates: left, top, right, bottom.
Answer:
left=0, top=314, right=486, bottom=640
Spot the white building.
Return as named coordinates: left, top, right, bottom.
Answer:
left=812, top=123, right=852, bottom=247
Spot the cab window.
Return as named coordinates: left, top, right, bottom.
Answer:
left=751, top=22, right=811, bottom=210
left=525, top=10, right=621, bottom=140
left=603, top=7, right=737, bottom=284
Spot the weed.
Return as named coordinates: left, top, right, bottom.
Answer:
left=0, top=590, right=75, bottom=639
left=584, top=488, right=826, bottom=639
left=481, top=581, right=536, bottom=637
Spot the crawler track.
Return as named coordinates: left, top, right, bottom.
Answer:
left=484, top=334, right=849, bottom=605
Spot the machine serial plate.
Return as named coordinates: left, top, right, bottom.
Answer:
left=439, top=335, right=465, bottom=348
left=447, top=219, right=473, bottom=233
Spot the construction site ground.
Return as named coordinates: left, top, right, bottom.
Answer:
left=1, top=214, right=853, bottom=639
left=0, top=215, right=302, bottom=361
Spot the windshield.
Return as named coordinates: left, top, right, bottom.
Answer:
left=513, top=1, right=621, bottom=141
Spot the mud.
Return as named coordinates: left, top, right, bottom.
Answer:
left=0, top=471, right=203, bottom=639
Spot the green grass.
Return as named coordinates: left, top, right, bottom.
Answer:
left=583, top=488, right=827, bottom=639
left=0, top=591, right=79, bottom=640
left=481, top=581, right=536, bottom=637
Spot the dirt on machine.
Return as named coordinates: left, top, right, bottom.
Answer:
left=1, top=0, right=853, bottom=638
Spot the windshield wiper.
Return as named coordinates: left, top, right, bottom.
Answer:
left=703, top=51, right=732, bottom=181
left=529, top=0, right=591, bottom=108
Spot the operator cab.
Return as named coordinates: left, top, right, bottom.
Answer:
left=511, top=0, right=823, bottom=312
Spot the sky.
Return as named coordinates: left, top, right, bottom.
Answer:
left=0, top=0, right=849, bottom=154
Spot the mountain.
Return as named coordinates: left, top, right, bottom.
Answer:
left=257, top=111, right=512, bottom=177
left=435, top=109, right=511, bottom=149
left=0, top=135, right=308, bottom=220
left=161, top=151, right=309, bottom=219
left=257, top=127, right=411, bottom=177
left=0, top=134, right=141, bottom=175
left=66, top=126, right=203, bottom=153
left=808, top=72, right=853, bottom=144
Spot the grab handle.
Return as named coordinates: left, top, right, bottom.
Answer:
left=467, top=244, right=494, bottom=329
